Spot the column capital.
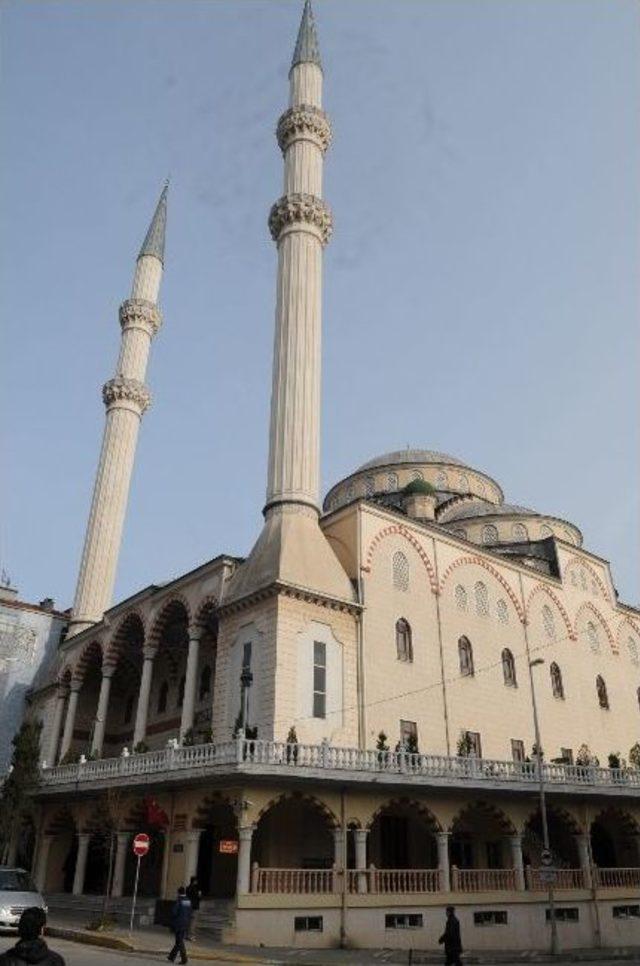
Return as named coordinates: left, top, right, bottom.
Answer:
left=116, top=830, right=130, bottom=844
left=507, top=832, right=523, bottom=845
left=238, top=824, right=256, bottom=841
left=101, top=665, right=116, bottom=680
left=187, top=624, right=203, bottom=643
left=354, top=828, right=369, bottom=841
left=142, top=645, right=156, bottom=661
left=186, top=828, right=203, bottom=844
left=77, top=831, right=91, bottom=844
left=436, top=830, right=451, bottom=840
left=268, top=193, right=333, bottom=246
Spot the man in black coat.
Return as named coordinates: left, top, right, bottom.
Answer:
left=0, top=907, right=65, bottom=966
left=438, top=905, right=463, bottom=966
left=185, top=876, right=201, bottom=940
left=167, top=886, right=192, bottom=964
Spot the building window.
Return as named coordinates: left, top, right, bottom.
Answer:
left=580, top=570, right=587, bottom=590
left=596, top=675, right=609, bottom=710
left=512, top=523, right=528, bottom=542
left=546, top=908, right=579, bottom=923
left=455, top=584, right=467, bottom=611
left=586, top=621, right=599, bottom=653
left=482, top=525, right=499, bottom=545
left=458, top=473, right=469, bottom=491
left=474, top=911, right=507, bottom=926
left=542, top=605, right=556, bottom=640
left=392, top=551, right=409, bottom=592
left=157, top=681, right=169, bottom=714
left=313, top=641, right=326, bottom=719
left=294, top=916, right=323, bottom=932
left=474, top=581, right=489, bottom=616
left=385, top=914, right=423, bottom=929
left=570, top=570, right=577, bottom=587
left=458, top=636, right=474, bottom=676
left=435, top=471, right=448, bottom=489
left=628, top=637, right=639, bottom=666
left=511, top=739, right=525, bottom=762
left=124, top=694, right=135, bottom=724
left=502, top=648, right=517, bottom=687
left=400, top=719, right=418, bottom=751
left=540, top=524, right=553, bottom=538
left=364, top=475, right=375, bottom=497
left=560, top=747, right=574, bottom=764
left=496, top=599, right=508, bottom=624
left=199, top=665, right=211, bottom=701
left=550, top=662, right=564, bottom=699
left=410, top=470, right=424, bottom=482
left=613, top=905, right=640, bottom=919
left=177, top=675, right=185, bottom=709
left=387, top=472, right=398, bottom=491
left=465, top=730, right=482, bottom=758
left=395, top=618, right=413, bottom=662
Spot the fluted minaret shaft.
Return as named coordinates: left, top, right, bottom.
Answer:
left=265, top=4, right=332, bottom=515
left=67, top=187, right=167, bottom=637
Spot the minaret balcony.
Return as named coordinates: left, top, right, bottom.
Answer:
left=268, top=192, right=333, bottom=246
left=277, top=104, right=332, bottom=154
left=119, top=298, right=162, bottom=337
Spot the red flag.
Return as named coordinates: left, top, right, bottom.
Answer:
left=144, top=796, right=169, bottom=828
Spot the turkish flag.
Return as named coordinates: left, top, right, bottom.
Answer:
left=144, top=796, right=169, bottom=828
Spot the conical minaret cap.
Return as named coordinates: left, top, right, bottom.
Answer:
left=291, top=0, right=322, bottom=72
left=138, top=182, right=168, bottom=264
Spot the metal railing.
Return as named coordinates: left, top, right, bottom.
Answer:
left=39, top=736, right=640, bottom=791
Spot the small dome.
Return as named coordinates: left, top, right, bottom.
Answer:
left=403, top=478, right=436, bottom=496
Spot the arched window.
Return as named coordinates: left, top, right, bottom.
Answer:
left=579, top=570, right=587, bottom=591
left=512, top=523, right=528, bottom=542
left=199, top=665, right=212, bottom=701
left=570, top=570, right=577, bottom=587
left=177, top=675, right=185, bottom=709
left=346, top=482, right=355, bottom=500
left=596, top=675, right=609, bottom=710
left=458, top=636, right=474, bottom=677
left=482, top=525, right=498, bottom=545
left=586, top=621, right=599, bottom=653
left=410, top=470, right=424, bottom=481
left=542, top=605, right=556, bottom=640
left=124, top=694, right=135, bottom=724
left=435, top=471, right=448, bottom=489
left=474, top=581, right=489, bottom=616
left=157, top=681, right=168, bottom=714
left=496, top=599, right=508, bottom=624
left=392, top=551, right=409, bottom=592
left=540, top=524, right=553, bottom=539
left=501, top=648, right=517, bottom=687
left=364, top=476, right=375, bottom=497
left=395, top=619, right=413, bottom=662
left=628, top=637, right=639, bottom=666
left=454, top=584, right=467, bottom=611
left=387, top=472, right=399, bottom=492
left=458, top=473, right=469, bottom=491
left=550, top=662, right=564, bottom=699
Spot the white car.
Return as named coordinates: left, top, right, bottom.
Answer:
left=0, top=867, right=47, bottom=932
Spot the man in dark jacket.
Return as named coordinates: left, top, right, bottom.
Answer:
left=0, top=907, right=65, bottom=966
left=185, top=876, right=201, bottom=941
left=167, top=886, right=192, bottom=964
left=438, top=905, right=463, bottom=966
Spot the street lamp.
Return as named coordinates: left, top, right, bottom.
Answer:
left=528, top=657, right=558, bottom=956
left=238, top=666, right=254, bottom=736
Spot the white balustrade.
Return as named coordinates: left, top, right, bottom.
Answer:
left=454, top=868, right=517, bottom=892
left=253, top=868, right=335, bottom=894
left=595, top=867, right=640, bottom=889
left=528, top=867, right=585, bottom=891
left=369, top=868, right=440, bottom=893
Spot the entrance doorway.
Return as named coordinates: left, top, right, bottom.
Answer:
left=195, top=803, right=238, bottom=899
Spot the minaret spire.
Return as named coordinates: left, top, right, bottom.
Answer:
left=226, top=2, right=352, bottom=604
left=67, top=184, right=168, bottom=637
left=291, top=0, right=322, bottom=72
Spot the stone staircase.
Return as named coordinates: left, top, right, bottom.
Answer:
left=197, top=898, right=235, bottom=941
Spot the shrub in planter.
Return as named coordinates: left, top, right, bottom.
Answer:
left=629, top=742, right=640, bottom=770
left=133, top=741, right=149, bottom=754
left=286, top=726, right=298, bottom=764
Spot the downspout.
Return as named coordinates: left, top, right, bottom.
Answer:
left=432, top=540, right=451, bottom=756
left=356, top=505, right=367, bottom=750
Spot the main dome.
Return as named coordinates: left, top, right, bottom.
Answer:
left=357, top=449, right=467, bottom=471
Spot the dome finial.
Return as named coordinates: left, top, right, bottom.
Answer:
left=138, top=182, right=168, bottom=265
left=291, top=0, right=322, bottom=73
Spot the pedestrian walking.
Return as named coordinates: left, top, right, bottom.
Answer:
left=438, top=905, right=463, bottom=966
left=0, top=907, right=65, bottom=966
left=167, top=886, right=192, bottom=964
left=185, top=875, right=201, bottom=940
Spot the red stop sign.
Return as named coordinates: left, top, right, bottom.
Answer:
left=133, top=833, right=150, bottom=857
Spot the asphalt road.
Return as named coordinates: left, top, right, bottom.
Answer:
left=0, top=938, right=633, bottom=966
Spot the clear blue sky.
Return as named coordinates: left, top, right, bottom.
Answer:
left=3, top=1, right=638, bottom=609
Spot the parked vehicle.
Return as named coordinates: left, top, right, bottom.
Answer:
left=0, top=868, right=47, bottom=932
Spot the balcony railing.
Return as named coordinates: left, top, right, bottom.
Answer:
left=595, top=867, right=640, bottom=889
left=452, top=868, right=517, bottom=892
left=527, top=867, right=585, bottom=890
left=38, top=736, right=640, bottom=791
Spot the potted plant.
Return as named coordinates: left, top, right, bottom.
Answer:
left=376, top=731, right=389, bottom=768
left=286, top=725, right=298, bottom=764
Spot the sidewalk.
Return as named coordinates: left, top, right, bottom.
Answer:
left=45, top=916, right=639, bottom=965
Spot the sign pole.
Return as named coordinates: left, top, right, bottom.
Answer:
left=129, top=854, right=141, bottom=935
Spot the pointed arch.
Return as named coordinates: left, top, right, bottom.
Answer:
left=255, top=792, right=339, bottom=830
left=616, top=617, right=640, bottom=662
left=525, top=584, right=576, bottom=641
left=148, top=596, right=191, bottom=651
left=564, top=557, right=611, bottom=603
left=439, top=555, right=524, bottom=622
left=71, top=639, right=104, bottom=687
left=105, top=611, right=145, bottom=669
left=574, top=601, right=617, bottom=654
left=449, top=800, right=517, bottom=836
left=366, top=797, right=443, bottom=833
left=362, top=524, right=437, bottom=593
left=591, top=806, right=639, bottom=836
left=194, top=596, right=218, bottom=629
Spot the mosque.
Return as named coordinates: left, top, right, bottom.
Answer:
left=23, top=2, right=639, bottom=952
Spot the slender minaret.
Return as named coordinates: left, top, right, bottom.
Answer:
left=228, top=2, right=353, bottom=602
left=67, top=185, right=168, bottom=637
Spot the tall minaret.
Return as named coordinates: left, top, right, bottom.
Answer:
left=67, top=185, right=168, bottom=637
left=228, top=2, right=352, bottom=603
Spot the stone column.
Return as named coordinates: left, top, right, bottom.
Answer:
left=354, top=829, right=369, bottom=894
left=508, top=834, right=525, bottom=891
left=237, top=825, right=255, bottom=894
left=179, top=628, right=201, bottom=741
left=332, top=828, right=345, bottom=867
left=72, top=833, right=91, bottom=895
left=575, top=833, right=593, bottom=889
left=437, top=832, right=451, bottom=891
left=91, top=668, right=114, bottom=757
left=46, top=691, right=67, bottom=766
left=133, top=648, right=155, bottom=747
left=111, top=832, right=130, bottom=898
left=58, top=686, right=80, bottom=762
left=185, top=829, right=202, bottom=883
left=34, top=835, right=53, bottom=892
